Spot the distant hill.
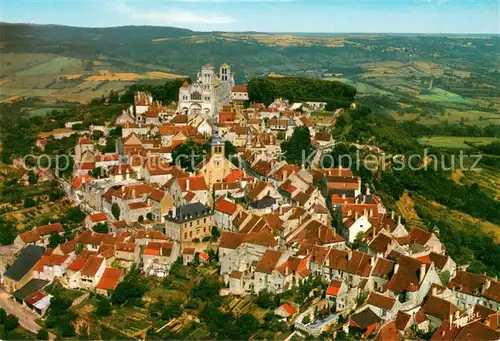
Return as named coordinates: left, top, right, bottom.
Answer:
left=0, top=22, right=499, bottom=122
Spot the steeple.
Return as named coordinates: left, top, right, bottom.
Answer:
left=211, top=121, right=224, bottom=155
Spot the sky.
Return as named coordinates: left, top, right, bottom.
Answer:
left=1, top=0, right=499, bottom=34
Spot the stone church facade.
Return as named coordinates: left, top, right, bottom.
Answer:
left=178, top=63, right=235, bottom=119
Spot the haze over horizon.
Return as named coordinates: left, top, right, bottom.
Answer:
left=2, top=0, right=499, bottom=35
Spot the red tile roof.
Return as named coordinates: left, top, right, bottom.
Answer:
left=215, top=196, right=238, bottom=215
left=24, top=291, right=47, bottom=305
left=326, top=279, right=342, bottom=296
left=89, top=213, right=107, bottom=223
left=143, top=241, right=173, bottom=256
left=232, top=86, right=247, bottom=93
left=281, top=303, right=296, bottom=315
left=255, top=250, right=282, bottom=274
left=33, top=255, right=69, bottom=272
left=80, top=255, right=104, bottom=277
left=366, top=292, right=396, bottom=310
left=96, top=268, right=122, bottom=290
left=67, top=258, right=87, bottom=272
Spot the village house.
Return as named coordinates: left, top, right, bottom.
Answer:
left=164, top=202, right=214, bottom=245
left=214, top=196, right=239, bottom=232
left=167, top=175, right=209, bottom=207
left=142, top=241, right=179, bottom=277
left=32, top=254, right=72, bottom=282
left=85, top=212, right=108, bottom=229
left=326, top=279, right=358, bottom=313
left=147, top=189, right=175, bottom=222
left=96, top=268, right=123, bottom=296
left=14, top=223, right=65, bottom=248
left=3, top=245, right=45, bottom=293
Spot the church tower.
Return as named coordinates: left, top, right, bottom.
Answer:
left=220, top=63, right=230, bottom=82
left=211, top=134, right=225, bottom=155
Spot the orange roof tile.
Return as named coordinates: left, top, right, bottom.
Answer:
left=96, top=268, right=122, bottom=290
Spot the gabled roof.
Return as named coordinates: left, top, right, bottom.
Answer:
left=255, top=250, right=282, bottom=274
left=448, top=271, right=489, bottom=298
left=388, top=255, right=426, bottom=293
left=214, top=196, right=238, bottom=215
left=89, top=212, right=107, bottom=223
left=366, top=292, right=396, bottom=310
left=143, top=241, right=173, bottom=256
left=350, top=308, right=381, bottom=330
left=80, top=255, right=104, bottom=277
left=421, top=296, right=458, bottom=321
left=374, top=321, right=403, bottom=341
left=33, top=255, right=69, bottom=272
left=326, top=279, right=343, bottom=296
left=96, top=268, right=122, bottom=291
left=3, top=245, right=45, bottom=281
left=408, top=226, right=433, bottom=245
left=232, top=86, right=247, bottom=93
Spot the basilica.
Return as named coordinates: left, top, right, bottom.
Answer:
left=178, top=63, right=235, bottom=119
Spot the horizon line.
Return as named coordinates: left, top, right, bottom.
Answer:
left=2, top=21, right=499, bottom=36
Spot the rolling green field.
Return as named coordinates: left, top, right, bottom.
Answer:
left=418, top=136, right=500, bottom=149
left=418, top=87, right=470, bottom=104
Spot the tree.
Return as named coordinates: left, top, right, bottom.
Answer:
left=24, top=197, right=37, bottom=208
left=0, top=220, right=17, bottom=245
left=224, top=141, right=237, bottom=159
left=27, top=170, right=38, bottom=185
left=64, top=207, right=86, bottom=223
left=138, top=216, right=144, bottom=223
left=146, top=212, right=153, bottom=221
left=111, top=203, right=120, bottom=220
left=37, top=329, right=49, bottom=340
left=4, top=315, right=19, bottom=332
left=161, top=302, right=182, bottom=321
left=172, top=139, right=210, bottom=172
left=211, top=226, right=220, bottom=241
left=111, top=267, right=147, bottom=306
left=256, top=290, right=275, bottom=309
left=281, top=126, right=314, bottom=166
left=0, top=308, right=6, bottom=324
left=49, top=232, right=65, bottom=248
left=96, top=297, right=111, bottom=316
left=93, top=223, right=108, bottom=234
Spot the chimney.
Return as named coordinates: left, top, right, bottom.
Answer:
left=132, top=188, right=136, bottom=198
left=370, top=256, right=375, bottom=267
left=398, top=215, right=402, bottom=225
left=391, top=211, right=395, bottom=220
left=186, top=178, right=190, bottom=191
left=366, top=186, right=371, bottom=195
left=394, top=263, right=400, bottom=273
left=348, top=251, right=353, bottom=261
left=420, top=263, right=426, bottom=283
left=363, top=208, right=368, bottom=217
left=432, top=286, right=437, bottom=296
left=454, top=310, right=460, bottom=319
left=369, top=208, right=374, bottom=217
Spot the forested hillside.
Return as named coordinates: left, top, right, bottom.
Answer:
left=247, top=77, right=356, bottom=108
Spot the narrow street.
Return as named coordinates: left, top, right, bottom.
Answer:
left=0, top=289, right=55, bottom=340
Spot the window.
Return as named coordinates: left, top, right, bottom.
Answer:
left=190, top=91, right=201, bottom=101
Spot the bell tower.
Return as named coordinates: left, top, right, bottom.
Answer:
left=211, top=135, right=225, bottom=155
